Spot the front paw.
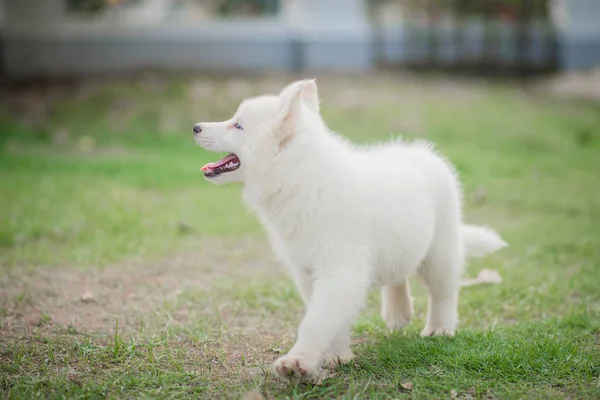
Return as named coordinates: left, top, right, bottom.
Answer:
left=273, top=351, right=322, bottom=381
left=325, top=346, right=354, bottom=368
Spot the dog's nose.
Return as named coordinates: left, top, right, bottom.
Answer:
left=193, top=124, right=202, bottom=134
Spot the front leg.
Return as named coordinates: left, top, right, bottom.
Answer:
left=325, top=325, right=354, bottom=368
left=273, top=267, right=369, bottom=381
left=290, top=267, right=312, bottom=307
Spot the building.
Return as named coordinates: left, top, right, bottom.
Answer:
left=2, top=0, right=599, bottom=77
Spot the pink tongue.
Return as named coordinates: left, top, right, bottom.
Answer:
left=201, top=154, right=238, bottom=171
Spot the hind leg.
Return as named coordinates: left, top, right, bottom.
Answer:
left=381, top=280, right=413, bottom=330
left=418, top=240, right=464, bottom=336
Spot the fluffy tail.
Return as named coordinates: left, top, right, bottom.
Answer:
left=462, top=224, right=507, bottom=259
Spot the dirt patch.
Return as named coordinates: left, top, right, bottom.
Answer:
left=0, top=236, right=302, bottom=397
left=0, top=236, right=284, bottom=336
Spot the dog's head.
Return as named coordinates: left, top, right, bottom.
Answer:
left=193, top=79, right=321, bottom=185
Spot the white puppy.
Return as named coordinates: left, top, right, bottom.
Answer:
left=193, top=79, right=506, bottom=381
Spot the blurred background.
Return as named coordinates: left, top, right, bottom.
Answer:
left=2, top=0, right=600, bottom=75
left=1, top=1, right=599, bottom=398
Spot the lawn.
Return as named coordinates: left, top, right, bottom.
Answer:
left=1, top=74, right=599, bottom=399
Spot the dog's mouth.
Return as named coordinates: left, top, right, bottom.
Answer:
left=200, top=153, right=241, bottom=178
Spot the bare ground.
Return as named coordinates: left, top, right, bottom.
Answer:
left=0, top=236, right=295, bottom=337
left=0, top=236, right=311, bottom=396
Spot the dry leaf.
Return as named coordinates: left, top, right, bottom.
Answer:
left=461, top=269, right=502, bottom=287
left=400, top=382, right=413, bottom=391
left=241, top=390, right=264, bottom=400
left=81, top=291, right=94, bottom=302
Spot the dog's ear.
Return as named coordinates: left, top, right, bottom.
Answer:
left=301, top=79, right=319, bottom=113
left=278, top=79, right=319, bottom=119
left=278, top=80, right=305, bottom=121
left=276, top=79, right=318, bottom=147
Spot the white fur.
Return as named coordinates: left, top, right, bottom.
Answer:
left=194, top=79, right=507, bottom=381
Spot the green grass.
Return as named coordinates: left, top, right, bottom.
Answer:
left=1, top=74, right=599, bottom=399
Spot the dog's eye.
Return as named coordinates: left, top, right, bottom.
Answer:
left=234, top=122, right=244, bottom=130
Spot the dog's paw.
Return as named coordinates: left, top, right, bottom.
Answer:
left=325, top=347, right=354, bottom=368
left=273, top=351, right=322, bottom=381
left=420, top=325, right=455, bottom=337
left=381, top=308, right=412, bottom=331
